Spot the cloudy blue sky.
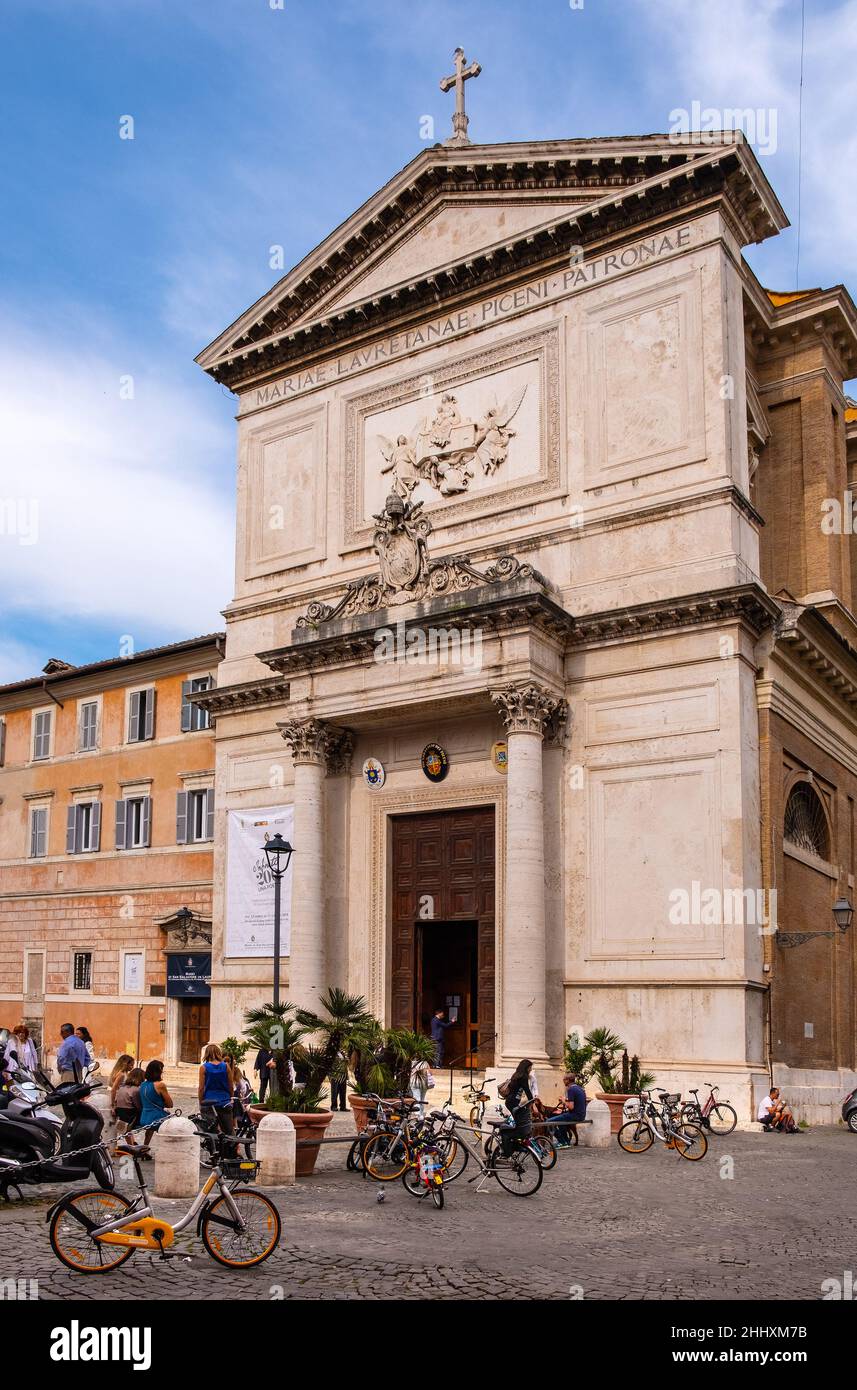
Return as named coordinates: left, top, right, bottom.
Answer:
left=1, top=0, right=854, bottom=682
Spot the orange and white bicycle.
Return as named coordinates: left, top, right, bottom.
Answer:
left=47, top=1135, right=281, bottom=1273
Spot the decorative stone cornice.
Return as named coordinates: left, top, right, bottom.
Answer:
left=277, top=717, right=355, bottom=773
left=490, top=682, right=567, bottom=740
left=199, top=138, right=785, bottom=394
left=190, top=676, right=291, bottom=723
left=775, top=609, right=857, bottom=710
left=568, top=584, right=779, bottom=646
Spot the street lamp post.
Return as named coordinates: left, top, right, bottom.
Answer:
left=777, top=895, right=854, bottom=948
left=263, top=834, right=294, bottom=1009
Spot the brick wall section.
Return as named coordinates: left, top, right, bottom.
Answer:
left=760, top=707, right=857, bottom=1072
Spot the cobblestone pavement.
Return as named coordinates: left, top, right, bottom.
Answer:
left=1, top=1110, right=853, bottom=1301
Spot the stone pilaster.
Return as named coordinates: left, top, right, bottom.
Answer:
left=277, top=717, right=353, bottom=1013
left=490, top=682, right=567, bottom=1062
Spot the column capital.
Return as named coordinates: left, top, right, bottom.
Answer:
left=278, top=717, right=354, bottom=773
left=490, top=682, right=567, bottom=740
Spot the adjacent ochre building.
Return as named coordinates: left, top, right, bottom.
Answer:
left=191, top=119, right=857, bottom=1124
left=0, top=636, right=223, bottom=1068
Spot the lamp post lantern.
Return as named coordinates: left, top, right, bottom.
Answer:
left=778, top=894, right=854, bottom=948
left=263, top=834, right=294, bottom=1009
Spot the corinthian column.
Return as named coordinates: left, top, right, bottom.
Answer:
left=277, top=718, right=353, bottom=1014
left=490, top=683, right=567, bottom=1063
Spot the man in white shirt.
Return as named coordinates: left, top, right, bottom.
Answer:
left=758, top=1086, right=801, bottom=1133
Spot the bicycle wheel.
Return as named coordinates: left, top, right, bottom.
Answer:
left=91, top=1146, right=115, bottom=1192
left=200, top=1189, right=281, bottom=1268
left=493, top=1144, right=543, bottom=1196
left=468, top=1104, right=483, bottom=1136
left=49, top=1189, right=135, bottom=1273
left=346, top=1136, right=369, bottom=1172
left=363, top=1130, right=410, bottom=1180
left=529, top=1134, right=557, bottom=1170
left=707, top=1103, right=737, bottom=1136
left=435, top=1134, right=470, bottom=1182
left=430, top=1181, right=444, bottom=1209
left=673, top=1122, right=708, bottom=1161
left=617, top=1120, right=654, bottom=1153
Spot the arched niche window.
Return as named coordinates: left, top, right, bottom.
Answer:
left=783, top=781, right=830, bottom=861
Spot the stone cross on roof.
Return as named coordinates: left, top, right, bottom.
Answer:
left=439, top=47, right=481, bottom=147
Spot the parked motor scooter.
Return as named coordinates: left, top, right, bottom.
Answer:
left=0, top=1077, right=114, bottom=1199
left=3, top=1065, right=63, bottom=1142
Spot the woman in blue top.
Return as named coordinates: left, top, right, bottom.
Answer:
left=139, top=1059, right=173, bottom=1152
left=199, top=1043, right=235, bottom=1135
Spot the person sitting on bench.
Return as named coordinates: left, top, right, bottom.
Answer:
left=550, top=1073, right=588, bottom=1146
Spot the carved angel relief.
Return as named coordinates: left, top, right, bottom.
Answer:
left=377, top=385, right=527, bottom=500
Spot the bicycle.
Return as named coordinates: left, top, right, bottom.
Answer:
left=467, top=1106, right=544, bottom=1195
left=679, top=1083, right=738, bottom=1136
left=47, top=1134, right=281, bottom=1273
left=401, top=1132, right=448, bottom=1209
left=617, top=1091, right=708, bottom=1161
left=462, top=1075, right=495, bottom=1139
left=364, top=1102, right=468, bottom=1183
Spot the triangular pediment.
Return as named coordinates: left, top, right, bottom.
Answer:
left=287, top=195, right=590, bottom=328
left=197, top=134, right=787, bottom=391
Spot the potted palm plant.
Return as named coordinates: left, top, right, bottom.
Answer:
left=586, top=1026, right=655, bottom=1132
left=242, top=1001, right=334, bottom=1176
left=296, top=987, right=378, bottom=1128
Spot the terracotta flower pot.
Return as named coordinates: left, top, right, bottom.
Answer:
left=595, top=1093, right=635, bottom=1133
left=348, top=1094, right=379, bottom=1133
left=248, top=1106, right=334, bottom=1176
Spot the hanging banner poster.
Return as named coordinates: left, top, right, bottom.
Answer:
left=225, top=804, right=294, bottom=957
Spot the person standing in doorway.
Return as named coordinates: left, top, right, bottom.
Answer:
left=57, top=1023, right=89, bottom=1083
left=430, top=1009, right=452, bottom=1066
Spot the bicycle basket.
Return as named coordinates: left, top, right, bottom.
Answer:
left=222, top=1156, right=261, bottom=1182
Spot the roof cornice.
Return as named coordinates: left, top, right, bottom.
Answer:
left=199, top=136, right=786, bottom=393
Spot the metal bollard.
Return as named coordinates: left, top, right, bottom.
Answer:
left=152, top=1115, right=201, bottom=1197
left=255, top=1113, right=296, bottom=1187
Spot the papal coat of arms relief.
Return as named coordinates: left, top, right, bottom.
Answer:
left=376, top=384, right=527, bottom=499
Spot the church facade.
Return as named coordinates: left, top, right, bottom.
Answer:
left=194, top=113, right=857, bottom=1121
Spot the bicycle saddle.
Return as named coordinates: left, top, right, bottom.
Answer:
left=115, top=1142, right=150, bottom=1157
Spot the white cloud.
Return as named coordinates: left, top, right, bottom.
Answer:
left=643, top=0, right=857, bottom=292
left=0, top=317, right=235, bottom=653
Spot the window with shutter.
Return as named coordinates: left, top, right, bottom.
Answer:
left=89, top=801, right=101, bottom=852
left=182, top=677, right=212, bottom=732
left=0, top=718, right=6, bottom=767
left=176, top=791, right=188, bottom=844
left=79, top=701, right=98, bottom=751
left=33, top=710, right=51, bottom=760
left=115, top=799, right=127, bottom=850
left=143, top=689, right=156, bottom=740
left=128, top=690, right=141, bottom=742
left=204, top=787, right=215, bottom=841
left=140, top=795, right=152, bottom=847
left=66, top=805, right=78, bottom=854
left=29, top=807, right=47, bottom=858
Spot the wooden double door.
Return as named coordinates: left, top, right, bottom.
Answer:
left=180, top=999, right=210, bottom=1063
left=391, top=807, right=495, bottom=1068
